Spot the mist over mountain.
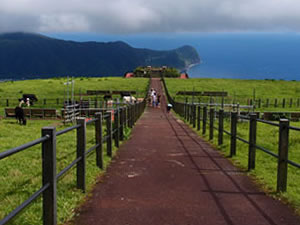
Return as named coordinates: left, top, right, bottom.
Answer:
left=0, top=32, right=200, bottom=79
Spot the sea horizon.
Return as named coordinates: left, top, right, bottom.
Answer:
left=45, top=32, right=300, bottom=81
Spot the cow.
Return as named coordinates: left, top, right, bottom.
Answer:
left=15, top=106, right=26, bottom=125
left=120, top=92, right=131, bottom=98
left=103, top=94, right=112, bottom=101
left=123, top=96, right=136, bottom=104
left=22, top=94, right=38, bottom=106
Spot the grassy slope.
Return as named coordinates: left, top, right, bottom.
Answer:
left=165, top=78, right=300, bottom=111
left=0, top=77, right=148, bottom=115
left=0, top=77, right=148, bottom=224
left=0, top=77, right=148, bottom=98
left=166, top=78, right=300, bottom=213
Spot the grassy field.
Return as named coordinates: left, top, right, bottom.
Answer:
left=0, top=77, right=148, bottom=224
left=0, top=77, right=148, bottom=99
left=165, top=78, right=300, bottom=112
left=0, top=119, right=132, bottom=224
left=198, top=118, right=300, bottom=213
left=0, top=77, right=149, bottom=116
left=165, top=77, right=300, bottom=213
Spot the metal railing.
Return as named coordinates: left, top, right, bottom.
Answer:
left=0, top=99, right=146, bottom=225
left=162, top=78, right=300, bottom=193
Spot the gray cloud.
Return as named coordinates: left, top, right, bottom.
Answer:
left=1, top=0, right=300, bottom=33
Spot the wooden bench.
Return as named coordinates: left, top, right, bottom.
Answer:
left=4, top=108, right=15, bottom=117
left=5, top=108, right=57, bottom=118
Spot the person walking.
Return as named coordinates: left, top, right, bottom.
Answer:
left=157, top=94, right=161, bottom=107
left=152, top=92, right=157, bottom=107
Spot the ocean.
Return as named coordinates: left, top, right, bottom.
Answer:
left=47, top=32, right=300, bottom=80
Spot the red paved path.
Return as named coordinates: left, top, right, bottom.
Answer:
left=74, top=79, right=300, bottom=225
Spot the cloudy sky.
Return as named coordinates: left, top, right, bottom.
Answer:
left=0, top=0, right=299, bottom=34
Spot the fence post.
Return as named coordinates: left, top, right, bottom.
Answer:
left=218, top=109, right=224, bottom=145
left=42, top=127, right=57, bottom=225
left=197, top=106, right=201, bottom=131
left=119, top=107, right=124, bottom=141
left=209, top=108, right=214, bottom=140
left=230, top=112, right=237, bottom=157
left=6, top=99, right=9, bottom=107
left=133, top=104, right=136, bottom=124
left=44, top=99, right=46, bottom=105
left=133, top=104, right=136, bottom=123
left=133, top=104, right=137, bottom=124
left=130, top=105, right=134, bottom=127
left=277, top=119, right=289, bottom=192
left=222, top=96, right=224, bottom=109
left=290, top=98, right=293, bottom=108
left=95, top=112, right=103, bottom=169
left=106, top=111, right=113, bottom=157
left=187, top=104, right=190, bottom=122
left=186, top=103, right=189, bottom=121
left=266, top=98, right=269, bottom=108
left=193, top=104, right=196, bottom=128
left=76, top=118, right=86, bottom=192
left=282, top=98, right=285, bottom=108
left=190, top=104, right=193, bottom=125
left=94, top=98, right=98, bottom=108
left=114, top=109, right=120, bottom=148
left=248, top=113, right=257, bottom=170
left=180, top=103, right=184, bottom=117
left=184, top=98, right=188, bottom=120
left=124, top=106, right=127, bottom=128
left=136, top=103, right=139, bottom=121
left=127, top=106, right=131, bottom=128
left=202, top=106, right=207, bottom=135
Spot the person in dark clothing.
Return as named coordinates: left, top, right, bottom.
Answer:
left=15, top=106, right=26, bottom=125
left=157, top=94, right=161, bottom=107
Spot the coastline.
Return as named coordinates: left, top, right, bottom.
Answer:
left=182, top=61, right=201, bottom=73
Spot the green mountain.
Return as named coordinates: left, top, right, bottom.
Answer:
left=0, top=32, right=200, bottom=79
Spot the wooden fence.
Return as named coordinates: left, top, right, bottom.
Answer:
left=0, top=100, right=146, bottom=225
left=162, top=78, right=300, bottom=193
left=172, top=95, right=300, bottom=109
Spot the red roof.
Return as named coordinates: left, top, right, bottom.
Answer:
left=125, top=73, right=134, bottom=78
left=180, top=73, right=189, bottom=79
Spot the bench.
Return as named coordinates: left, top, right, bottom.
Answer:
left=5, top=108, right=57, bottom=118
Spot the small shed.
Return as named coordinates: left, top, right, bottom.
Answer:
left=124, top=72, right=134, bottom=78
left=180, top=73, right=189, bottom=79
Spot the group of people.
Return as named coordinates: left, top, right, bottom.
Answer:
left=149, top=88, right=173, bottom=113
left=149, top=88, right=161, bottom=108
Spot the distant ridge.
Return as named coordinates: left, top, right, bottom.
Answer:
left=0, top=32, right=200, bottom=79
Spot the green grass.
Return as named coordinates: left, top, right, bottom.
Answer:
left=0, top=77, right=148, bottom=99
left=165, top=78, right=300, bottom=112
left=0, top=118, right=132, bottom=225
